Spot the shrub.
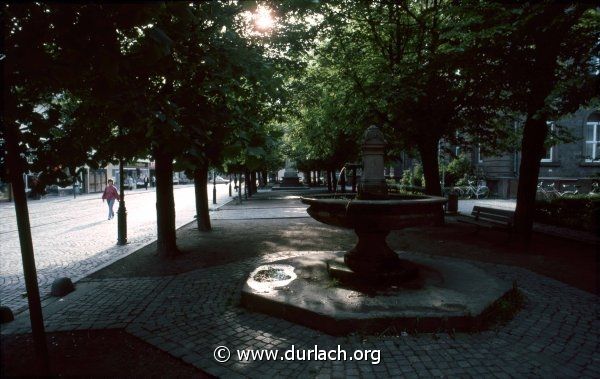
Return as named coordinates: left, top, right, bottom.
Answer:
left=534, top=194, right=600, bottom=232
left=400, top=165, right=424, bottom=187
left=444, top=154, right=474, bottom=187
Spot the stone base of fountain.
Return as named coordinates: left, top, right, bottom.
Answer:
left=327, top=257, right=420, bottom=288
left=241, top=251, right=512, bottom=336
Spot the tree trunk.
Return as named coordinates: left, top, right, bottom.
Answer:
left=419, top=140, right=442, bottom=196
left=194, top=166, right=211, bottom=231
left=305, top=170, right=312, bottom=186
left=326, top=170, right=332, bottom=192
left=244, top=169, right=250, bottom=198
left=513, top=19, right=570, bottom=239
left=155, top=147, right=179, bottom=257
left=237, top=172, right=243, bottom=203
left=514, top=118, right=548, bottom=238
left=251, top=171, right=257, bottom=194
left=332, top=170, right=338, bottom=192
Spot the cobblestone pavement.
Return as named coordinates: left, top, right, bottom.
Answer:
left=3, top=191, right=598, bottom=377
left=2, top=250, right=598, bottom=378
left=0, top=184, right=234, bottom=313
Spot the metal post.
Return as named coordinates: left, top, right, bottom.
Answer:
left=212, top=170, right=217, bottom=205
left=5, top=121, right=49, bottom=370
left=117, top=158, right=127, bottom=245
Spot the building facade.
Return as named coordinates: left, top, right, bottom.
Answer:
left=476, top=108, right=600, bottom=198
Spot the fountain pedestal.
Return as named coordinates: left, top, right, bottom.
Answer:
left=358, top=126, right=388, bottom=199
left=345, top=229, right=398, bottom=273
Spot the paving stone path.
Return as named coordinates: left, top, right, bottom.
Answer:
left=0, top=184, right=233, bottom=313
left=2, top=249, right=598, bottom=378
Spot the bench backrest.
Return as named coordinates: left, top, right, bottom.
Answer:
left=471, top=206, right=515, bottom=225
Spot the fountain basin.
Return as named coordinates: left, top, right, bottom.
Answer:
left=301, top=193, right=446, bottom=277
left=301, top=193, right=447, bottom=230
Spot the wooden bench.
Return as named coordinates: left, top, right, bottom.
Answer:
left=458, top=206, right=515, bottom=233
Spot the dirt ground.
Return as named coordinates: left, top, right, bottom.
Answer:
left=3, top=197, right=597, bottom=377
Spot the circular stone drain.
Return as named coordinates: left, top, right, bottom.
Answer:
left=254, top=267, right=292, bottom=282
left=246, top=264, right=297, bottom=294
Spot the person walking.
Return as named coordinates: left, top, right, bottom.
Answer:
left=102, top=179, right=119, bottom=220
left=144, top=176, right=149, bottom=190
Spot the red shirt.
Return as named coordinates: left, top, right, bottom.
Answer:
left=102, top=185, right=119, bottom=200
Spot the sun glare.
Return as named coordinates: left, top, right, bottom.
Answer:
left=254, top=6, right=275, bottom=31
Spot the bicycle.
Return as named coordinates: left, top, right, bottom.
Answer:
left=537, top=181, right=561, bottom=201
left=537, top=181, right=579, bottom=201
left=559, top=183, right=579, bottom=197
left=454, top=180, right=489, bottom=199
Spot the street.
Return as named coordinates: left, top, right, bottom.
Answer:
left=0, top=183, right=235, bottom=313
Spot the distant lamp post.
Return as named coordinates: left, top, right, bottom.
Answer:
left=117, top=158, right=128, bottom=245
left=212, top=169, right=217, bottom=205
left=117, top=126, right=127, bottom=245
left=72, top=168, right=79, bottom=199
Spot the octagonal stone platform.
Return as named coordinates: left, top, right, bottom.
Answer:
left=241, top=251, right=512, bottom=336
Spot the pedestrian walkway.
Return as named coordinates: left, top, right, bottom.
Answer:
left=1, top=189, right=598, bottom=377
left=0, top=184, right=233, bottom=313
left=211, top=190, right=321, bottom=220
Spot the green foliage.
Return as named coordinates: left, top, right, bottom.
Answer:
left=279, top=0, right=528, bottom=195
left=1, top=2, right=299, bottom=188
left=535, top=194, right=600, bottom=232
left=399, top=164, right=425, bottom=188
left=444, top=155, right=474, bottom=187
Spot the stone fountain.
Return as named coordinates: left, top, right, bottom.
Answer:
left=301, top=125, right=447, bottom=285
left=241, top=126, right=512, bottom=335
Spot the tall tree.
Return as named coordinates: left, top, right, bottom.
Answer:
left=464, top=1, right=599, bottom=238
left=508, top=3, right=598, bottom=238
left=285, top=0, right=517, bottom=195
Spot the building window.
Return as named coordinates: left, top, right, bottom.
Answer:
left=541, top=121, right=555, bottom=163
left=585, top=120, right=599, bottom=162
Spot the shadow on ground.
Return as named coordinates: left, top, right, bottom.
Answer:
left=91, top=194, right=597, bottom=295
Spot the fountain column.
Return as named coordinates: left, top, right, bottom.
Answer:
left=358, top=126, right=388, bottom=199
